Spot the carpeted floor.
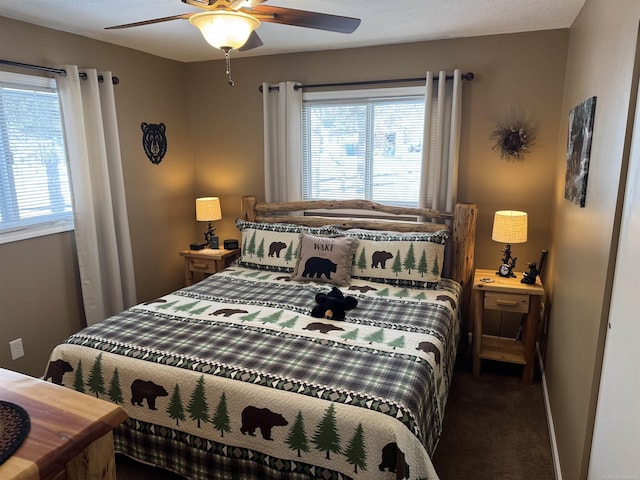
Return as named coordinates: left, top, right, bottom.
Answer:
left=432, top=356, right=555, bottom=479
left=116, top=356, right=555, bottom=480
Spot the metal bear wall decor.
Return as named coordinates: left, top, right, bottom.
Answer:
left=141, top=122, right=167, bottom=165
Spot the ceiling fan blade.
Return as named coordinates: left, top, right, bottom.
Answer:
left=238, top=31, right=264, bottom=51
left=105, top=13, right=194, bottom=30
left=248, top=5, right=361, bottom=34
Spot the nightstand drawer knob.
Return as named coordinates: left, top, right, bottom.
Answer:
left=192, top=263, right=209, bottom=269
left=496, top=299, right=518, bottom=307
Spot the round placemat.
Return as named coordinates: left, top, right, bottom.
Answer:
left=0, top=400, right=31, bottom=464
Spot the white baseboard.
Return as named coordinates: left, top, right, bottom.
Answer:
left=538, top=345, right=562, bottom=480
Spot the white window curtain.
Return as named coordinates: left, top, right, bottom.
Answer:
left=420, top=69, right=463, bottom=212
left=262, top=81, right=302, bottom=202
left=57, top=65, right=136, bottom=326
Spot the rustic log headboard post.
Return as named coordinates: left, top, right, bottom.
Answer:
left=241, top=195, right=257, bottom=222
left=452, top=203, right=478, bottom=339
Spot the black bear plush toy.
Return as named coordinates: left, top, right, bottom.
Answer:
left=311, top=287, right=358, bottom=321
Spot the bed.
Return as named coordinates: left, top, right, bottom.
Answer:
left=45, top=196, right=477, bottom=480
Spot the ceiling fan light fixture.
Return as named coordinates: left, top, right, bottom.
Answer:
left=189, top=10, right=260, bottom=50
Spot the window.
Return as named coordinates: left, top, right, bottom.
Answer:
left=0, top=71, right=73, bottom=244
left=302, top=86, right=430, bottom=208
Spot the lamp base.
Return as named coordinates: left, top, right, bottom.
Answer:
left=496, top=243, right=518, bottom=277
left=204, top=222, right=218, bottom=249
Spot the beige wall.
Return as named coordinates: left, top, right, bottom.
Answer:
left=188, top=30, right=569, bottom=273
left=0, top=232, right=83, bottom=376
left=187, top=30, right=569, bottom=346
left=546, top=1, right=640, bottom=478
left=0, top=17, right=197, bottom=376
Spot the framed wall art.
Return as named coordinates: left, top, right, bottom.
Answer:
left=564, top=96, right=597, bottom=207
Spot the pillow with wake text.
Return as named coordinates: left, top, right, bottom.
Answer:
left=291, top=233, right=359, bottom=286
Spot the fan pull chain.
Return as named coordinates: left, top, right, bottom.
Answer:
left=222, top=47, right=235, bottom=87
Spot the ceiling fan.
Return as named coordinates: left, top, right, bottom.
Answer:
left=106, top=0, right=361, bottom=85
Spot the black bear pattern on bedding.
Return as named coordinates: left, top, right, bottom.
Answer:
left=240, top=405, right=289, bottom=440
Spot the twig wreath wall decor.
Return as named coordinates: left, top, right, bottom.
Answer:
left=491, top=120, right=536, bottom=161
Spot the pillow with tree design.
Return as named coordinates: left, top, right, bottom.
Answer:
left=235, top=219, right=339, bottom=272
left=339, top=229, right=449, bottom=288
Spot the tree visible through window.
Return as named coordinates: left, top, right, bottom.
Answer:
left=0, top=71, right=73, bottom=243
left=302, top=87, right=427, bottom=208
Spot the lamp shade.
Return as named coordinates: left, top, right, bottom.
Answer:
left=189, top=11, right=260, bottom=50
left=196, top=197, right=222, bottom=222
left=492, top=210, right=528, bottom=244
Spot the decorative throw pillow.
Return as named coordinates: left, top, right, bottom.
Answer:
left=235, top=219, right=339, bottom=272
left=340, top=228, right=449, bottom=288
left=291, top=233, right=359, bottom=286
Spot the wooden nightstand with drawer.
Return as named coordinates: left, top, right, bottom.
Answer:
left=471, top=268, right=544, bottom=384
left=180, top=248, right=239, bottom=286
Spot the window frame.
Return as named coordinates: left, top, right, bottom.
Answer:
left=0, top=70, right=74, bottom=245
left=301, top=85, right=427, bottom=208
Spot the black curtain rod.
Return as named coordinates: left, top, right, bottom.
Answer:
left=0, top=59, right=120, bottom=85
left=259, top=71, right=474, bottom=92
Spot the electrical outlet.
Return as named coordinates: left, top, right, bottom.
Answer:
left=9, top=338, right=24, bottom=360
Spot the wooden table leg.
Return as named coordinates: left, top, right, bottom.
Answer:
left=65, top=431, right=117, bottom=480
left=521, top=295, right=540, bottom=384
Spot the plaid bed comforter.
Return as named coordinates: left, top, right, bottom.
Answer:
left=46, top=266, right=461, bottom=480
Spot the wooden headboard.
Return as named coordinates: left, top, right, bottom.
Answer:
left=240, top=196, right=478, bottom=325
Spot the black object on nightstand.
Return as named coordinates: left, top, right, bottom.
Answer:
left=224, top=239, right=239, bottom=250
left=522, top=250, right=548, bottom=284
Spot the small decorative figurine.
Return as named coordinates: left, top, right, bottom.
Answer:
left=522, top=250, right=548, bottom=284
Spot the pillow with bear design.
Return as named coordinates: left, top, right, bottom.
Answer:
left=236, top=219, right=340, bottom=272
left=340, top=228, right=449, bottom=288
left=291, top=233, right=359, bottom=286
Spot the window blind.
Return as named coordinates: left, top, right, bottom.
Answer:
left=302, top=86, right=436, bottom=208
left=0, top=71, right=73, bottom=243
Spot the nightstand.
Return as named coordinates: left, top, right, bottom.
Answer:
left=471, top=268, right=544, bottom=384
left=179, top=248, right=240, bottom=286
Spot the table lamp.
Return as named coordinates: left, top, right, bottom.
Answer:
left=492, top=210, right=527, bottom=277
left=196, top=197, right=222, bottom=249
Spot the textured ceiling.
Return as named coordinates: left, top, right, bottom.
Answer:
left=0, top=0, right=585, bottom=63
